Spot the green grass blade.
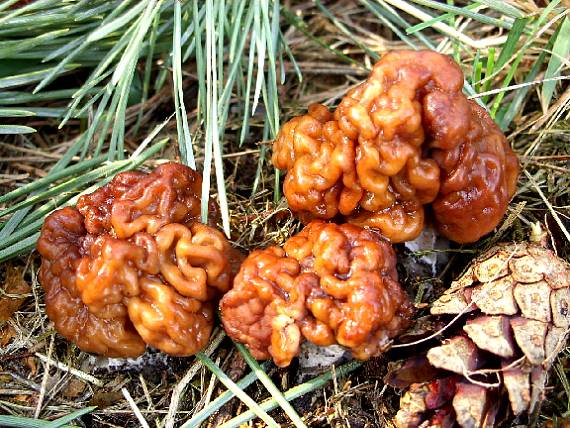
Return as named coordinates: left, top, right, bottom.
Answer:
left=199, top=0, right=213, bottom=225
left=281, top=7, right=364, bottom=68
left=0, top=133, right=89, bottom=238
left=481, top=47, right=495, bottom=104
left=200, top=0, right=230, bottom=235
left=79, top=86, right=112, bottom=157
left=67, top=24, right=136, bottom=115
left=378, top=0, right=436, bottom=48
left=407, top=2, right=481, bottom=34
left=35, top=3, right=131, bottom=92
left=216, top=0, right=224, bottom=96
left=0, top=233, right=39, bottom=263
left=359, top=0, right=419, bottom=49
left=227, top=0, right=247, bottom=63
left=182, top=2, right=205, bottom=62
left=499, top=23, right=561, bottom=130
left=251, top=0, right=266, bottom=119
left=209, top=0, right=230, bottom=237
left=134, top=9, right=160, bottom=135
left=86, top=0, right=142, bottom=43
left=0, top=0, right=22, bottom=13
left=0, top=64, right=79, bottom=90
left=408, top=0, right=511, bottom=31
left=72, top=1, right=121, bottom=22
left=61, top=69, right=113, bottom=127
left=111, top=0, right=158, bottom=86
left=0, top=88, right=99, bottom=104
left=217, top=0, right=253, bottom=115
left=110, top=1, right=162, bottom=160
left=0, top=108, right=36, bottom=117
left=490, top=48, right=526, bottom=118
left=9, top=107, right=73, bottom=118
left=0, top=161, right=130, bottom=219
left=180, top=366, right=267, bottom=428
left=251, top=124, right=268, bottom=197
left=0, top=124, right=35, bottom=134
left=0, top=406, right=94, bottom=427
left=264, top=0, right=281, bottom=135
left=236, top=344, right=307, bottom=428
left=173, top=0, right=195, bottom=168
left=541, top=16, right=570, bottom=111
left=0, top=0, right=65, bottom=26
left=0, top=209, right=28, bottom=239
left=0, top=155, right=105, bottom=205
left=0, top=413, right=73, bottom=428
left=219, top=361, right=362, bottom=428
left=474, top=0, right=523, bottom=18
left=0, top=29, right=69, bottom=59
left=195, top=352, right=280, bottom=428
left=315, top=0, right=379, bottom=60
left=192, top=0, right=206, bottom=125
left=279, top=29, right=302, bottom=84
left=494, top=17, right=529, bottom=71
left=44, top=407, right=97, bottom=428
left=238, top=5, right=257, bottom=146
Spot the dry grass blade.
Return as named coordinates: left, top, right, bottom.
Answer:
left=163, top=329, right=225, bottom=428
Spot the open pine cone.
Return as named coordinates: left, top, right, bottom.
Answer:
left=393, top=242, right=570, bottom=428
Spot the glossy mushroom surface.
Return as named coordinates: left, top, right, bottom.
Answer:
left=37, top=163, right=236, bottom=357
left=272, top=50, right=519, bottom=243
left=220, top=221, right=413, bottom=367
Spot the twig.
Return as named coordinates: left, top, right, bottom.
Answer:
left=382, top=0, right=507, bottom=49
left=524, top=170, right=570, bottom=243
left=163, top=329, right=225, bottom=428
left=122, top=387, right=151, bottom=428
left=33, top=335, right=54, bottom=418
left=138, top=374, right=154, bottom=412
left=34, top=352, right=103, bottom=387
left=468, top=75, right=570, bottom=100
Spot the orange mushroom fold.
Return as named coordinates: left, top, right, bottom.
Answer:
left=37, top=163, right=238, bottom=358
left=220, top=221, right=414, bottom=367
left=272, top=50, right=519, bottom=243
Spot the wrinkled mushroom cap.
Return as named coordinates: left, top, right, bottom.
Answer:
left=220, top=220, right=413, bottom=367
left=37, top=163, right=237, bottom=358
left=272, top=50, right=519, bottom=243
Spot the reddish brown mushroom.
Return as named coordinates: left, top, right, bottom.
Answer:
left=220, top=221, right=414, bottom=367
left=37, top=163, right=237, bottom=358
left=272, top=50, right=519, bottom=243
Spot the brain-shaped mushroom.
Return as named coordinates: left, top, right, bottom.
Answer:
left=220, top=221, right=414, bottom=367
left=37, top=163, right=236, bottom=358
left=272, top=50, right=519, bottom=243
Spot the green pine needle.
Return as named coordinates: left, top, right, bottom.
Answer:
left=219, top=361, right=362, bottom=428
left=236, top=343, right=307, bottom=428
left=195, top=352, right=280, bottom=428
left=0, top=407, right=96, bottom=428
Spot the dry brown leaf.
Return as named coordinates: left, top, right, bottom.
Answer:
left=0, top=265, right=31, bottom=323
left=546, top=419, right=570, bottom=428
left=89, top=389, right=123, bottom=408
left=0, top=324, right=17, bottom=347
left=63, top=378, right=87, bottom=398
left=26, top=356, right=38, bottom=376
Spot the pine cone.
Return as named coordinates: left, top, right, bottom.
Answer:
left=394, top=242, right=570, bottom=428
